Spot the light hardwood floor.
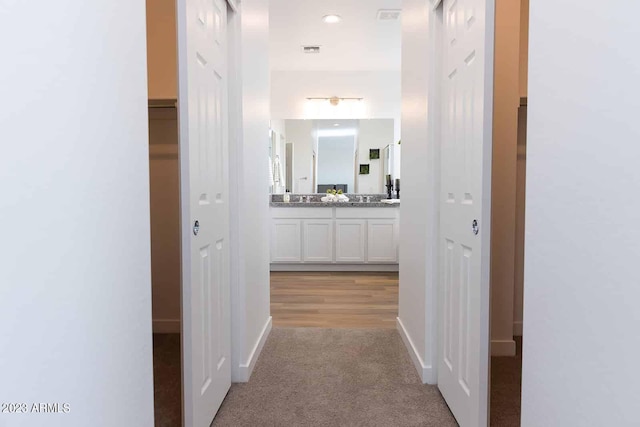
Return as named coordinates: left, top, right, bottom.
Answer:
left=270, top=271, right=399, bottom=329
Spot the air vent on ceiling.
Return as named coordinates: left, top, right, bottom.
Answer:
left=376, top=9, right=401, bottom=21
left=302, top=45, right=321, bottom=54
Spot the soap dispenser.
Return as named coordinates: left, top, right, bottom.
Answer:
left=283, top=191, right=290, bottom=203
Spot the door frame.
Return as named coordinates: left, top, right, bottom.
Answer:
left=176, top=0, right=243, bottom=425
left=430, top=0, right=495, bottom=425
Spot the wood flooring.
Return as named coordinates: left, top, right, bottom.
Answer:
left=270, top=271, right=399, bottom=329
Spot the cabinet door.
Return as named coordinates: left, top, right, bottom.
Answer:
left=367, top=219, right=398, bottom=263
left=303, top=220, right=334, bottom=262
left=271, top=219, right=302, bottom=262
left=335, top=220, right=366, bottom=263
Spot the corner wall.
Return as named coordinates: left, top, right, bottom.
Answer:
left=230, top=0, right=272, bottom=382
left=398, top=0, right=440, bottom=384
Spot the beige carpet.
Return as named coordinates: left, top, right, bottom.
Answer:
left=153, top=331, right=522, bottom=426
left=212, top=328, right=457, bottom=426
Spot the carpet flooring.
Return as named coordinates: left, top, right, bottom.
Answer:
left=153, top=331, right=523, bottom=426
left=153, top=334, right=182, bottom=427
left=490, top=337, right=523, bottom=426
left=212, top=328, right=457, bottom=426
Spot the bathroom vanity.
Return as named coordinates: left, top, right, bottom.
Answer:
left=270, top=195, right=400, bottom=271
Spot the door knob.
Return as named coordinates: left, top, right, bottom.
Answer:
left=193, top=220, right=200, bottom=236
left=472, top=219, right=479, bottom=235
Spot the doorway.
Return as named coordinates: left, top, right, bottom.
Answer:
left=146, top=0, right=239, bottom=425
left=429, top=0, right=530, bottom=425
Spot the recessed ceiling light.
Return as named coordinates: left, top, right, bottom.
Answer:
left=322, top=14, right=342, bottom=24
left=333, top=123, right=340, bottom=127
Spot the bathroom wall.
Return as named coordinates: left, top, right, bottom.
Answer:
left=357, top=119, right=395, bottom=194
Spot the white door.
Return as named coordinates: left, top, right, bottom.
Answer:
left=335, top=220, right=366, bottom=263
left=438, top=0, right=494, bottom=426
left=177, top=0, right=231, bottom=425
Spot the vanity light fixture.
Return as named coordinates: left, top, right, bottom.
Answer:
left=306, top=96, right=363, bottom=106
left=322, top=14, right=342, bottom=24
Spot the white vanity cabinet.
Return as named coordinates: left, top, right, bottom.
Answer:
left=303, top=220, right=334, bottom=262
left=271, top=219, right=302, bottom=262
left=335, top=220, right=366, bottom=263
left=270, top=206, right=399, bottom=270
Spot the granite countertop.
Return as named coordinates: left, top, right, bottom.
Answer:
left=270, top=193, right=400, bottom=207
left=270, top=201, right=400, bottom=208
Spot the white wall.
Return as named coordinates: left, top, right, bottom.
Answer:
left=317, top=136, right=355, bottom=191
left=230, top=0, right=273, bottom=382
left=357, top=119, right=395, bottom=194
left=0, top=0, right=154, bottom=425
left=285, top=120, right=315, bottom=193
left=397, top=0, right=440, bottom=384
left=271, top=70, right=401, bottom=121
left=521, top=1, right=640, bottom=425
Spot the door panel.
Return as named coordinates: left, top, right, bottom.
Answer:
left=335, top=220, right=366, bottom=263
left=303, top=220, right=334, bottom=262
left=367, top=220, right=398, bottom=263
left=438, top=0, right=493, bottom=426
left=178, top=0, right=231, bottom=425
left=271, top=219, right=302, bottom=262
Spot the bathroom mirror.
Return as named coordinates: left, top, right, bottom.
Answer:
left=269, top=118, right=400, bottom=194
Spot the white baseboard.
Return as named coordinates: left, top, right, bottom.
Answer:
left=235, top=316, right=272, bottom=383
left=396, top=317, right=435, bottom=384
left=513, top=321, right=523, bottom=336
left=153, top=319, right=180, bottom=334
left=271, top=263, right=399, bottom=272
left=491, top=339, right=517, bottom=356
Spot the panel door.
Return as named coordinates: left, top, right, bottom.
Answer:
left=303, top=220, right=334, bottom=262
left=271, top=219, right=302, bottom=263
left=177, top=0, right=231, bottom=425
left=438, top=0, right=494, bottom=426
left=335, top=220, right=366, bottom=263
left=367, top=220, right=398, bottom=263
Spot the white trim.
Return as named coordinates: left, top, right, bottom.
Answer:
left=430, top=0, right=443, bottom=10
left=491, top=339, right=516, bottom=356
left=234, top=316, right=272, bottom=382
left=270, top=263, right=399, bottom=272
left=396, top=317, right=435, bottom=384
left=152, top=319, right=181, bottom=333
left=513, top=321, right=523, bottom=336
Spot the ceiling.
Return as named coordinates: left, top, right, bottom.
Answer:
left=269, top=0, right=402, bottom=72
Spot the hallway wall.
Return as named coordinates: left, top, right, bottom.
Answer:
left=0, top=0, right=154, bottom=423
left=522, top=1, right=640, bottom=424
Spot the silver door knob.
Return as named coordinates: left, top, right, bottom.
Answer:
left=193, top=220, right=200, bottom=236
left=472, top=220, right=479, bottom=235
